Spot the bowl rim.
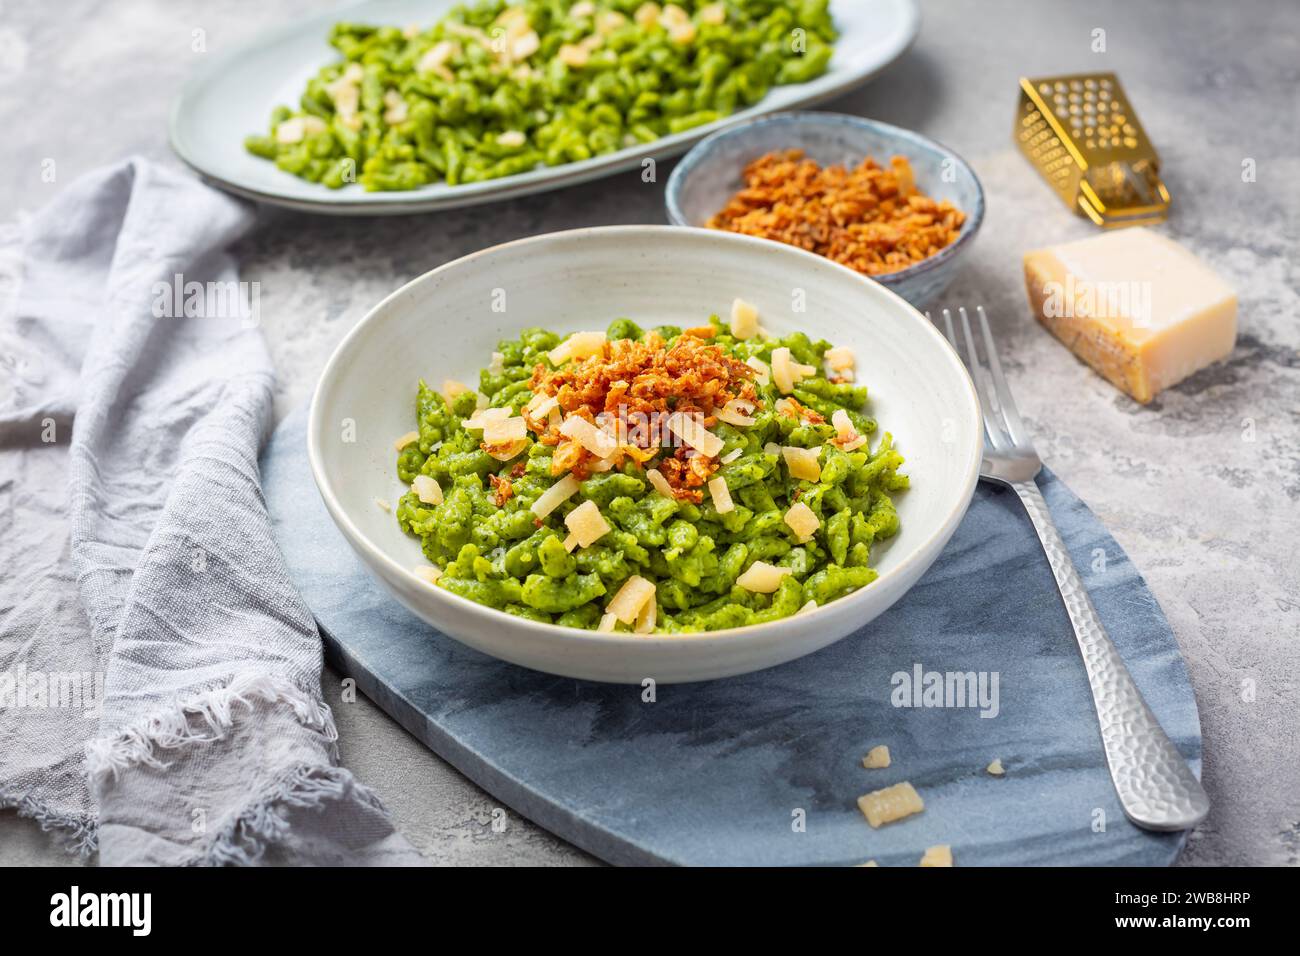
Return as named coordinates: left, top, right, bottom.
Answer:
left=664, top=111, right=986, bottom=285
left=307, top=224, right=982, bottom=648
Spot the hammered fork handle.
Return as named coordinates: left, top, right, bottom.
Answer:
left=1011, top=479, right=1210, bottom=831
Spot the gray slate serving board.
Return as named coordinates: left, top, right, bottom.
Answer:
left=263, top=406, right=1201, bottom=866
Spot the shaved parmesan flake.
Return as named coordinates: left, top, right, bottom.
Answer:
left=773, top=397, right=798, bottom=417
left=784, top=501, right=820, bottom=541
left=482, top=415, right=527, bottom=444
left=530, top=474, right=580, bottom=518
left=771, top=346, right=816, bottom=393
left=831, top=408, right=856, bottom=442
left=857, top=781, right=925, bottom=828
left=374, top=497, right=392, bottom=513
left=665, top=411, right=724, bottom=458
left=797, top=599, right=818, bottom=614
left=716, top=399, right=756, bottom=427
left=597, top=612, right=619, bottom=632
left=699, top=2, right=726, bottom=25
left=394, top=430, right=419, bottom=451
left=562, top=532, right=579, bottom=553
left=857, top=860, right=879, bottom=867
left=763, top=441, right=781, bottom=458
left=840, top=434, right=868, bottom=452
left=771, top=346, right=796, bottom=394
left=560, top=415, right=618, bottom=458
left=412, top=475, right=443, bottom=505
left=919, top=845, right=953, bottom=867
left=708, top=476, right=734, bottom=514
left=745, top=356, right=771, bottom=386
left=548, top=331, right=606, bottom=365
left=411, top=564, right=442, bottom=585
left=720, top=448, right=743, bottom=465
left=646, top=468, right=675, bottom=498
left=986, top=759, right=1006, bottom=776
left=862, top=745, right=891, bottom=770
left=730, top=298, right=759, bottom=340
left=524, top=391, right=555, bottom=414
left=606, top=574, right=655, bottom=624
left=634, top=595, right=657, bottom=634
left=564, top=499, right=611, bottom=547
left=485, top=438, right=528, bottom=461
left=736, top=561, right=792, bottom=593
left=442, top=379, right=471, bottom=404
left=825, top=346, right=856, bottom=371
left=463, top=406, right=510, bottom=431
left=782, top=445, right=822, bottom=482
left=487, top=352, right=505, bottom=375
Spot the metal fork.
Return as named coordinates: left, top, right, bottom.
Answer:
left=932, top=306, right=1210, bottom=832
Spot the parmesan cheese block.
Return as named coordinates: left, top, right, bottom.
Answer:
left=1023, top=228, right=1236, bottom=403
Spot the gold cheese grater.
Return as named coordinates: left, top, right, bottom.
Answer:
left=1015, top=72, right=1170, bottom=228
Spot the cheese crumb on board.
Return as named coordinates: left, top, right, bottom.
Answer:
left=862, top=745, right=891, bottom=769
left=986, top=758, right=1005, bottom=776
left=1023, top=228, right=1236, bottom=404
left=374, top=497, right=392, bottom=512
left=856, top=860, right=879, bottom=867
left=919, top=844, right=953, bottom=867
left=857, top=781, right=924, bottom=828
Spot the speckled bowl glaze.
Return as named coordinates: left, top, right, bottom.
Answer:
left=665, top=112, right=985, bottom=308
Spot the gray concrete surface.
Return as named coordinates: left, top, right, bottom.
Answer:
left=1, top=0, right=1296, bottom=865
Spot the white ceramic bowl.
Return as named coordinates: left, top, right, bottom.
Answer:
left=308, top=226, right=981, bottom=683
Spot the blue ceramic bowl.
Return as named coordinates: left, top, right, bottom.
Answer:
left=665, top=112, right=984, bottom=308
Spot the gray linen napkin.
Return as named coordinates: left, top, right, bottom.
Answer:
left=0, top=158, right=422, bottom=865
